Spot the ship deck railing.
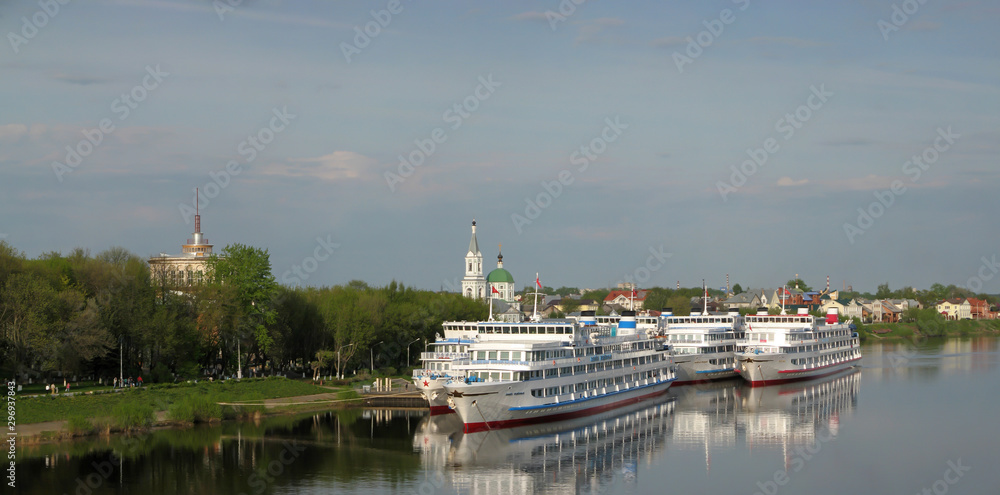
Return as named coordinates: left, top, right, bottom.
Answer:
left=419, top=351, right=470, bottom=360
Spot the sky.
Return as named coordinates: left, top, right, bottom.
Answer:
left=1, top=0, right=998, bottom=295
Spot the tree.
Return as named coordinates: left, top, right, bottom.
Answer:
left=665, top=295, right=691, bottom=316
left=876, top=282, right=892, bottom=299
left=786, top=279, right=812, bottom=292
left=203, top=244, right=279, bottom=376
left=732, top=283, right=743, bottom=295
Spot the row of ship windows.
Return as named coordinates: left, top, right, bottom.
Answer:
left=746, top=316, right=814, bottom=323
left=473, top=341, right=654, bottom=361
left=667, top=317, right=736, bottom=324
left=666, top=333, right=736, bottom=343
left=673, top=345, right=736, bottom=354
left=750, top=343, right=856, bottom=355
left=470, top=355, right=667, bottom=381
left=781, top=342, right=854, bottom=353
left=747, top=329, right=852, bottom=342
left=530, top=370, right=665, bottom=398
left=791, top=350, right=857, bottom=365
left=479, top=326, right=573, bottom=335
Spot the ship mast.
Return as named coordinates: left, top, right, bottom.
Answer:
left=702, top=279, right=709, bottom=316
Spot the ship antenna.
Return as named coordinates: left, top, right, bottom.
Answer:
left=194, top=187, right=201, bottom=234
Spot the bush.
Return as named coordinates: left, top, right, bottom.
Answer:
left=112, top=402, right=155, bottom=431
left=149, top=364, right=173, bottom=384
left=67, top=416, right=94, bottom=436
left=169, top=396, right=222, bottom=423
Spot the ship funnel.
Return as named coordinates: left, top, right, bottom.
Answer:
left=756, top=307, right=768, bottom=316
left=617, top=310, right=636, bottom=336
left=580, top=310, right=597, bottom=326
left=727, top=308, right=739, bottom=316
left=797, top=308, right=809, bottom=315
left=660, top=307, right=673, bottom=317
left=826, top=307, right=839, bottom=324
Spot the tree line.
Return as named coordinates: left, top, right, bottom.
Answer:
left=0, top=241, right=487, bottom=383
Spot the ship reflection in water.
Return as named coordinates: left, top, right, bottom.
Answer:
left=669, top=368, right=860, bottom=473
left=413, top=369, right=860, bottom=493
left=414, top=399, right=676, bottom=494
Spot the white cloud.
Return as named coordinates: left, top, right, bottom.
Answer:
left=0, top=124, right=28, bottom=140
left=776, top=176, right=809, bottom=187
left=266, top=151, right=376, bottom=181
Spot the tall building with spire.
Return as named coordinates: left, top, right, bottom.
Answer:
left=461, top=220, right=486, bottom=300
left=149, top=189, right=217, bottom=288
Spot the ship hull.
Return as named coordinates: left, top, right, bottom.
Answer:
left=413, top=376, right=456, bottom=415
left=735, top=355, right=861, bottom=386
left=671, top=355, right=739, bottom=385
left=446, top=377, right=675, bottom=433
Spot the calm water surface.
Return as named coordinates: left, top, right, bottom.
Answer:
left=18, top=337, right=1000, bottom=494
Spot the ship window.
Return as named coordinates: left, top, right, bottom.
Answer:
left=500, top=351, right=509, bottom=360
left=488, top=351, right=497, bottom=360
left=512, top=351, right=521, bottom=360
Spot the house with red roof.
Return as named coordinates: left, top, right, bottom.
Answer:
left=604, top=290, right=647, bottom=310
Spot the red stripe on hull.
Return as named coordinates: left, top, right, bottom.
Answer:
left=428, top=405, right=454, bottom=415
left=461, top=386, right=670, bottom=433
left=744, top=362, right=860, bottom=387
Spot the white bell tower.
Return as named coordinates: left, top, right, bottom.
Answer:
left=461, top=220, right=486, bottom=300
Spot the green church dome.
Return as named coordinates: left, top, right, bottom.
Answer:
left=487, top=268, right=514, bottom=283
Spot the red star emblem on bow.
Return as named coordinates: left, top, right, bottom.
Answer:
left=422, top=380, right=429, bottom=387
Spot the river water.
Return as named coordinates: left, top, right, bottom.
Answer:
left=16, top=337, right=1000, bottom=495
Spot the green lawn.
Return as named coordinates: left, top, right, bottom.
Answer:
left=18, top=377, right=335, bottom=424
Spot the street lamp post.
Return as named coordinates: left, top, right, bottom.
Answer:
left=370, top=341, right=384, bottom=373
left=337, top=343, right=354, bottom=380
left=406, top=338, right=420, bottom=368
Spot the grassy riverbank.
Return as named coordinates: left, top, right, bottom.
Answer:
left=19, top=376, right=344, bottom=428
left=857, top=318, right=1000, bottom=342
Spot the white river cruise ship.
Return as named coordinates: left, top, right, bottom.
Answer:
left=443, top=310, right=676, bottom=432
left=735, top=307, right=861, bottom=386
left=659, top=307, right=745, bottom=384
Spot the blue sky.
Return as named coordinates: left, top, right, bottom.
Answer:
left=1, top=0, right=998, bottom=294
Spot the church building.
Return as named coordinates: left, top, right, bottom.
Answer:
left=461, top=220, right=487, bottom=300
